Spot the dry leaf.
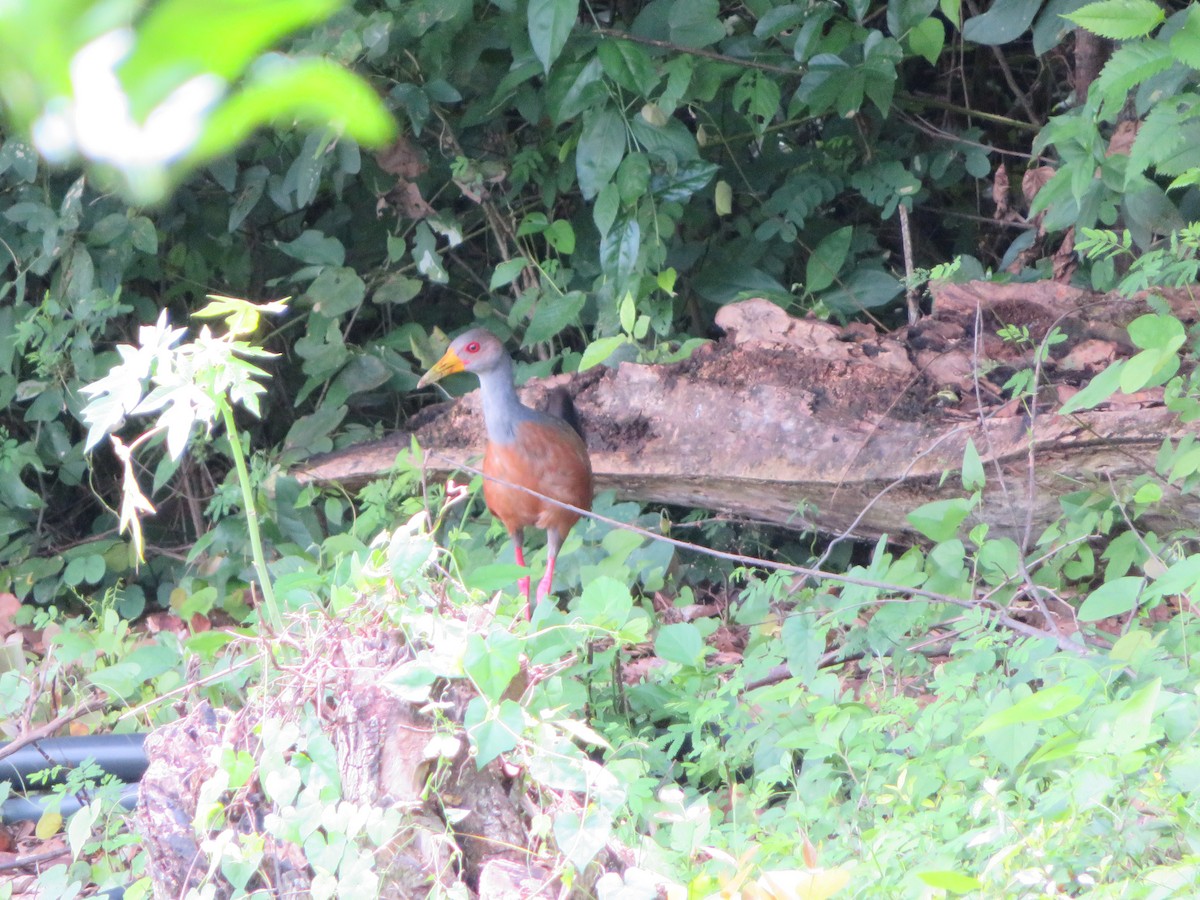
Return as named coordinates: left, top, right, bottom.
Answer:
left=376, top=135, right=428, bottom=178
left=1022, top=166, right=1055, bottom=205
left=1106, top=119, right=1139, bottom=157
left=0, top=593, right=18, bottom=638
left=992, top=163, right=1010, bottom=220
left=1052, top=228, right=1077, bottom=282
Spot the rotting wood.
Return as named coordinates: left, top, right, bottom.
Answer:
left=295, top=285, right=1198, bottom=543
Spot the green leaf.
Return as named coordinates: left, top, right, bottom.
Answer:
left=755, top=4, right=806, bottom=38
left=597, top=39, right=659, bottom=94
left=1062, top=0, right=1165, bottom=39
left=820, top=267, right=902, bottom=314
left=806, top=226, right=853, bottom=293
left=554, top=805, right=612, bottom=871
left=87, top=643, right=181, bottom=699
left=657, top=267, right=678, bottom=296
left=573, top=575, right=634, bottom=630
left=327, top=353, right=390, bottom=406
left=615, top=152, right=651, bottom=206
left=130, top=216, right=158, bottom=254
left=577, top=105, right=626, bottom=200
left=528, top=0, right=578, bottom=74
left=732, top=70, right=781, bottom=126
left=1169, top=6, right=1200, bottom=67
left=282, top=404, right=346, bottom=460
left=1146, top=555, right=1200, bottom=601
left=188, top=56, right=396, bottom=166
left=962, top=0, right=1043, bottom=45
left=619, top=291, right=636, bottom=335
left=373, top=274, right=422, bottom=305
left=63, top=554, right=105, bottom=586
left=386, top=521, right=435, bottom=583
left=579, top=335, right=627, bottom=371
left=908, top=16, right=945, bottom=65
left=961, top=438, right=985, bottom=491
left=1133, top=482, right=1162, bottom=504
left=593, top=182, right=620, bottom=239
left=655, top=622, right=705, bottom=666
left=781, top=615, right=826, bottom=683
left=1119, top=348, right=1178, bottom=394
left=517, top=212, right=549, bottom=238
left=969, top=683, right=1085, bottom=737
left=67, top=801, right=101, bottom=861
left=1097, top=678, right=1160, bottom=754
left=907, top=497, right=972, bottom=542
left=413, top=221, right=448, bottom=283
left=1088, top=40, right=1174, bottom=119
left=1125, top=97, right=1195, bottom=190
left=1127, top=313, right=1185, bottom=351
left=916, top=871, right=984, bottom=894
left=599, top=216, right=640, bottom=294
left=549, top=57, right=605, bottom=124
left=545, top=220, right=575, bottom=254
left=1058, top=359, right=1125, bottom=414
left=463, top=563, right=531, bottom=593
left=1077, top=575, right=1145, bottom=621
left=276, top=230, right=345, bottom=266
left=463, top=632, right=522, bottom=702
left=120, top=0, right=343, bottom=116
left=650, top=158, right=717, bottom=201
left=525, top=290, right=585, bottom=345
left=977, top=537, right=1020, bottom=583
left=489, top=257, right=528, bottom=291
left=306, top=267, right=365, bottom=318
left=887, top=0, right=939, bottom=35
left=668, top=0, right=727, bottom=48
left=465, top=697, right=525, bottom=768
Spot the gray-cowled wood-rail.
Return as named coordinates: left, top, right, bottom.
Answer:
left=417, top=328, right=594, bottom=615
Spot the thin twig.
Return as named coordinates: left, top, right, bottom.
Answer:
left=593, top=26, right=802, bottom=77
left=0, top=694, right=111, bottom=763
left=960, top=0, right=1039, bottom=126
left=895, top=91, right=1040, bottom=132
left=0, top=848, right=71, bottom=871
left=898, top=204, right=919, bottom=325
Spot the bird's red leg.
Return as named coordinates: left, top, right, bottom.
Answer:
left=536, top=553, right=557, bottom=604
left=512, top=529, right=531, bottom=615
left=536, top=529, right=564, bottom=608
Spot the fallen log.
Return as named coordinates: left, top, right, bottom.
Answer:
left=296, top=284, right=1197, bottom=542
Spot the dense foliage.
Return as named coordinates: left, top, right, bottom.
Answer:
left=1, top=0, right=1199, bottom=897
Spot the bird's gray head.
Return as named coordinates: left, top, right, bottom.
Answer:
left=417, top=327, right=511, bottom=387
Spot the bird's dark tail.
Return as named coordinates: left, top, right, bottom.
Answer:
left=543, top=387, right=585, bottom=441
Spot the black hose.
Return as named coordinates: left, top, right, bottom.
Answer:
left=0, top=733, right=147, bottom=789
left=0, top=781, right=139, bottom=825
left=0, top=735, right=146, bottom=897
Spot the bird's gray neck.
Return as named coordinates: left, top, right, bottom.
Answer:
left=476, top=360, right=527, bottom=445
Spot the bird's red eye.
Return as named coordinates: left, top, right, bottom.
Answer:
left=465, top=341, right=481, bottom=354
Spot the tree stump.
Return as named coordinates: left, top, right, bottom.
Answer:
left=134, top=626, right=554, bottom=898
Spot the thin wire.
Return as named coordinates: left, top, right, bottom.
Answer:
left=421, top=448, right=1092, bottom=655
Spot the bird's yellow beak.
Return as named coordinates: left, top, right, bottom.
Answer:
left=417, top=347, right=465, bottom=387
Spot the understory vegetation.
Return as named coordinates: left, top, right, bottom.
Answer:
left=1, top=0, right=1199, bottom=897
